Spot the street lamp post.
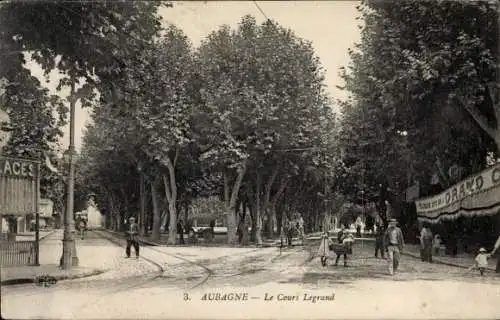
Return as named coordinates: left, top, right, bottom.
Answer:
left=60, top=81, right=79, bottom=269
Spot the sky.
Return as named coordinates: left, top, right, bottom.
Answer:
left=27, top=1, right=362, bottom=152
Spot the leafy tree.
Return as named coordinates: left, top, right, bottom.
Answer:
left=196, top=16, right=334, bottom=243
left=77, top=25, right=198, bottom=244
left=339, top=1, right=499, bottom=221
left=0, top=46, right=68, bottom=215
left=0, top=1, right=162, bottom=86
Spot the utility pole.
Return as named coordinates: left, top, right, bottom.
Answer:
left=60, top=80, right=79, bottom=269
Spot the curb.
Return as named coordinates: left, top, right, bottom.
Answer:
left=1, top=269, right=106, bottom=286
left=94, top=230, right=165, bottom=274
left=401, top=251, right=496, bottom=272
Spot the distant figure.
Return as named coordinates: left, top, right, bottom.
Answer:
left=298, top=216, right=305, bottom=243
left=433, top=234, right=442, bottom=256
left=177, top=219, right=185, bottom=244
left=355, top=217, right=362, bottom=238
left=365, top=215, right=374, bottom=234
left=77, top=219, right=87, bottom=240
left=286, top=220, right=295, bottom=246
left=241, top=218, right=250, bottom=246
left=420, top=225, right=433, bottom=262
left=374, top=223, right=385, bottom=259
left=384, top=200, right=393, bottom=220
left=317, top=233, right=334, bottom=267
left=125, top=217, right=140, bottom=259
left=210, top=219, right=215, bottom=237
left=384, top=218, right=404, bottom=275
left=474, top=248, right=491, bottom=276
left=334, top=226, right=351, bottom=267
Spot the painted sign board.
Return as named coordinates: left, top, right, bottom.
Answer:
left=0, top=156, right=40, bottom=216
left=415, top=163, right=500, bottom=222
left=415, top=163, right=500, bottom=214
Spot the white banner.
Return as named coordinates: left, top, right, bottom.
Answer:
left=415, top=163, right=500, bottom=214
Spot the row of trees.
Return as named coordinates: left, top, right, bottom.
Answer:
left=2, top=1, right=498, bottom=244
left=0, top=1, right=164, bottom=218
left=338, top=0, right=499, bottom=228
left=76, top=16, right=345, bottom=245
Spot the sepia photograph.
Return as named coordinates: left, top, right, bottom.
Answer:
left=0, top=0, right=499, bottom=319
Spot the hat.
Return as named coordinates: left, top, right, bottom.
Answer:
left=388, top=218, right=398, bottom=223
left=129, top=217, right=135, bottom=221
left=479, top=247, right=487, bottom=253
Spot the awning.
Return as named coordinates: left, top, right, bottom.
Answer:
left=415, top=163, right=500, bottom=223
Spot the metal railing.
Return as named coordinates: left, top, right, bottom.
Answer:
left=0, top=240, right=36, bottom=266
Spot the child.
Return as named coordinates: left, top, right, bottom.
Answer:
left=335, top=231, right=355, bottom=267
left=343, top=232, right=355, bottom=254
left=317, top=233, right=334, bottom=267
left=474, top=248, right=491, bottom=276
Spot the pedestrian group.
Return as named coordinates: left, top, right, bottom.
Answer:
left=317, top=218, right=405, bottom=275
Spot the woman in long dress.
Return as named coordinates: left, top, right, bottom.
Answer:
left=317, top=233, right=334, bottom=267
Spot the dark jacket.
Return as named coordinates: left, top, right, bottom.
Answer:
left=177, top=222, right=184, bottom=234
left=375, top=226, right=385, bottom=242
left=383, top=226, right=404, bottom=251
left=125, top=222, right=139, bottom=241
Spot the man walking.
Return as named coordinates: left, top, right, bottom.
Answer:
left=125, top=217, right=140, bottom=259
left=419, top=224, right=433, bottom=262
left=384, top=218, right=404, bottom=275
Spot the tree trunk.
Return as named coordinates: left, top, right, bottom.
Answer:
left=162, top=155, right=178, bottom=245
left=495, top=134, right=500, bottom=156
left=459, top=94, right=500, bottom=155
left=277, top=200, right=285, bottom=237
left=151, top=180, right=161, bottom=242
left=224, top=162, right=247, bottom=245
left=268, top=177, right=288, bottom=239
left=249, top=201, right=257, bottom=242
left=184, top=201, right=189, bottom=224
left=255, top=171, right=263, bottom=245
left=263, top=167, right=279, bottom=238
left=139, top=170, right=146, bottom=236
left=109, top=194, right=118, bottom=231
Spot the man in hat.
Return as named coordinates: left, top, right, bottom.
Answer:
left=384, top=218, right=404, bottom=275
left=125, top=217, right=140, bottom=258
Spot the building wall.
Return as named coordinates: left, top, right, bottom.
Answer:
left=39, top=199, right=53, bottom=219
left=86, top=200, right=102, bottom=229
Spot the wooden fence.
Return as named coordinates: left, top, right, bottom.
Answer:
left=0, top=240, right=36, bottom=266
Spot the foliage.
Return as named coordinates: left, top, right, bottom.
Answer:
left=0, top=1, right=162, bottom=88
left=0, top=46, right=68, bottom=210
left=339, top=0, right=499, bottom=216
left=196, top=16, right=337, bottom=242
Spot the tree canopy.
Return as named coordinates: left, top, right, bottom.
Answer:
left=339, top=0, right=499, bottom=222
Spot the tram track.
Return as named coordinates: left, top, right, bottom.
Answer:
left=92, top=229, right=212, bottom=291
left=5, top=229, right=299, bottom=296
left=73, top=229, right=214, bottom=313
left=94, top=229, right=269, bottom=290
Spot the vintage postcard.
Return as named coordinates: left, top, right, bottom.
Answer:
left=1, top=0, right=499, bottom=319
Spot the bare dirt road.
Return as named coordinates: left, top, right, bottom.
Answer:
left=2, top=232, right=499, bottom=319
